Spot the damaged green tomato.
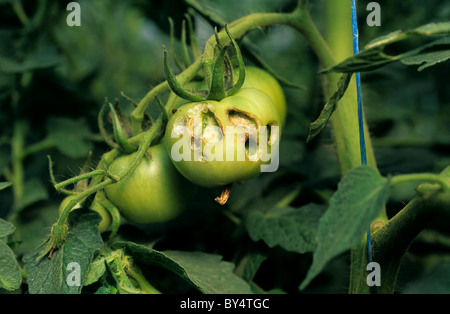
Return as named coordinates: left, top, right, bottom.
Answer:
left=164, top=87, right=281, bottom=188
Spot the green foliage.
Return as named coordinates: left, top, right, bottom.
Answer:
left=322, top=22, right=450, bottom=73
left=0, top=219, right=21, bottom=291
left=245, top=203, right=326, bottom=254
left=23, top=209, right=103, bottom=294
left=300, top=166, right=390, bottom=289
left=112, top=241, right=253, bottom=294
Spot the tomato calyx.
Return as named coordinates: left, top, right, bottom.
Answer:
left=164, top=24, right=246, bottom=103
left=37, top=222, right=69, bottom=260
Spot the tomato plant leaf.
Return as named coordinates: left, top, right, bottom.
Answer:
left=321, top=23, right=450, bottom=74
left=307, top=73, right=352, bottom=142
left=112, top=241, right=253, bottom=294
left=84, top=255, right=107, bottom=286
left=0, top=218, right=16, bottom=237
left=0, top=219, right=21, bottom=291
left=234, top=250, right=268, bottom=283
left=245, top=203, right=326, bottom=253
left=163, top=250, right=253, bottom=294
left=300, top=165, right=390, bottom=290
left=0, top=240, right=22, bottom=291
left=401, top=49, right=450, bottom=71
left=23, top=209, right=103, bottom=294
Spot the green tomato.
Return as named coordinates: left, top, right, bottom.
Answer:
left=165, top=87, right=281, bottom=187
left=58, top=195, right=112, bottom=234
left=104, top=143, right=192, bottom=224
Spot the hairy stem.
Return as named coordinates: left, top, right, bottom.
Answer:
left=372, top=184, right=450, bottom=293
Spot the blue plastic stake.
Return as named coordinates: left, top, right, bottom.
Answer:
left=350, top=0, right=377, bottom=294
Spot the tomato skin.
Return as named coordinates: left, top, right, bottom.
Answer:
left=58, top=195, right=112, bottom=233
left=165, top=87, right=281, bottom=188
left=104, top=143, right=192, bottom=225
left=240, top=66, right=286, bottom=125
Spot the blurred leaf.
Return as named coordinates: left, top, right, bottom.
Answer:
left=185, top=0, right=227, bottom=26
left=13, top=203, right=59, bottom=256
left=402, top=262, right=450, bottom=294
left=0, top=218, right=15, bottom=237
left=14, top=177, right=49, bottom=212
left=0, top=182, right=12, bottom=191
left=245, top=203, right=326, bottom=253
left=300, top=166, right=390, bottom=290
left=112, top=241, right=253, bottom=294
left=322, top=23, right=450, bottom=73
left=0, top=44, right=63, bottom=74
left=46, top=117, right=93, bottom=158
left=401, top=49, right=450, bottom=71
left=23, top=209, right=103, bottom=294
left=227, top=173, right=281, bottom=212
left=0, top=240, right=22, bottom=291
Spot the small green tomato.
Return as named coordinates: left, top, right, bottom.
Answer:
left=104, top=143, right=193, bottom=224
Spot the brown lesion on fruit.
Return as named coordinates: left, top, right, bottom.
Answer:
left=185, top=103, right=224, bottom=156
left=265, top=121, right=279, bottom=147
left=226, top=108, right=260, bottom=128
left=226, top=108, right=263, bottom=161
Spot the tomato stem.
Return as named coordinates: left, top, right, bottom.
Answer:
left=127, top=267, right=162, bottom=294
left=391, top=173, right=450, bottom=190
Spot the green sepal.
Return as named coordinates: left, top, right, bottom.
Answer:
left=155, top=96, right=169, bottom=123
left=207, top=47, right=227, bottom=100
left=35, top=222, right=69, bottom=261
left=180, top=19, right=192, bottom=68
left=185, top=13, right=201, bottom=59
left=206, top=24, right=246, bottom=100
left=202, top=58, right=215, bottom=90
left=168, top=17, right=185, bottom=70
left=98, top=99, right=117, bottom=148
left=224, top=24, right=245, bottom=97
left=163, top=45, right=206, bottom=102
left=109, top=102, right=137, bottom=154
